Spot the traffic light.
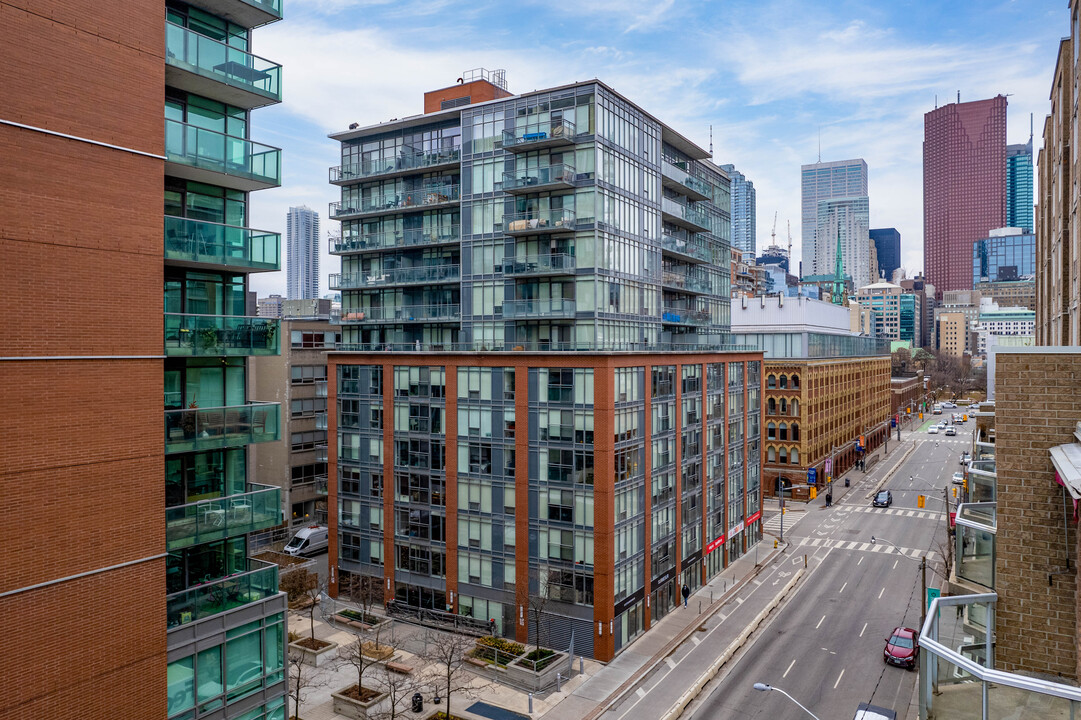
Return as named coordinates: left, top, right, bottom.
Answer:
left=810, top=487, right=817, bottom=500
left=919, top=412, right=923, bottom=420
left=917, top=495, right=925, bottom=508
left=953, top=487, right=958, bottom=498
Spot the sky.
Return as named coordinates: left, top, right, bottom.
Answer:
left=247, top=0, right=1065, bottom=298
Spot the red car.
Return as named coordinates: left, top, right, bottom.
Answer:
left=884, top=627, right=919, bottom=669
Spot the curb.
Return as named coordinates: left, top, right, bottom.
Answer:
left=865, top=440, right=918, bottom=500
left=658, top=568, right=806, bottom=720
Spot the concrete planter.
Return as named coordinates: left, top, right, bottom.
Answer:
left=332, top=686, right=388, bottom=719
left=504, top=650, right=570, bottom=691
left=289, top=638, right=339, bottom=667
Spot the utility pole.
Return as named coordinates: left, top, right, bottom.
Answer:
left=920, top=556, right=928, bottom=630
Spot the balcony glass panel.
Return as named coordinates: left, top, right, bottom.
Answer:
left=239, top=0, right=282, bottom=17
left=502, top=163, right=575, bottom=191
left=662, top=270, right=711, bottom=294
left=166, top=484, right=282, bottom=551
left=502, top=254, right=576, bottom=276
left=165, top=22, right=281, bottom=102
left=341, top=305, right=461, bottom=322
left=661, top=160, right=713, bottom=199
left=661, top=307, right=711, bottom=326
left=502, top=118, right=576, bottom=149
left=330, top=148, right=461, bottom=183
left=165, top=118, right=281, bottom=186
left=329, top=265, right=460, bottom=289
left=165, top=402, right=280, bottom=453
left=347, top=185, right=461, bottom=216
left=955, top=503, right=996, bottom=590
left=660, top=233, right=712, bottom=263
left=661, top=197, right=712, bottom=232
left=503, top=298, right=576, bottom=318
left=503, top=208, right=576, bottom=234
left=165, top=216, right=279, bottom=271
left=331, top=225, right=460, bottom=254
left=166, top=559, right=279, bottom=628
left=164, top=314, right=280, bottom=356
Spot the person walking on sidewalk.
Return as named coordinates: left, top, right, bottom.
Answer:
left=826, top=491, right=833, bottom=507
left=681, top=584, right=690, bottom=607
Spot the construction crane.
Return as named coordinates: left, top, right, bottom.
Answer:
left=786, top=220, right=792, bottom=257
left=771, top=211, right=778, bottom=246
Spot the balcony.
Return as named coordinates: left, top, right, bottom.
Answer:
left=164, top=216, right=279, bottom=272
left=329, top=264, right=460, bottom=290
left=501, top=119, right=576, bottom=152
left=503, top=298, right=576, bottom=319
left=661, top=307, right=711, bottom=326
left=955, top=502, right=996, bottom=590
left=184, top=0, right=282, bottom=28
left=330, top=225, right=461, bottom=254
left=315, top=475, right=328, bottom=496
left=661, top=160, right=713, bottom=202
left=503, top=209, right=576, bottom=236
left=165, top=22, right=281, bottom=109
left=329, top=149, right=461, bottom=185
left=165, top=118, right=281, bottom=191
left=662, top=270, right=712, bottom=294
left=329, top=185, right=459, bottom=220
left=501, top=164, right=576, bottom=194
left=661, top=197, right=712, bottom=234
left=166, top=559, right=279, bottom=628
left=165, top=483, right=282, bottom=551
left=164, top=314, right=280, bottom=356
left=502, top=254, right=576, bottom=277
left=165, top=401, right=280, bottom=454
left=340, top=304, right=461, bottom=323
left=660, top=233, right=713, bottom=264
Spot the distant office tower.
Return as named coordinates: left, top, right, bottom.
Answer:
left=1007, top=140, right=1033, bottom=232
left=973, top=228, right=1035, bottom=285
left=923, top=95, right=1007, bottom=295
left=816, top=196, right=871, bottom=287
left=869, top=228, right=901, bottom=282
left=720, top=164, right=756, bottom=256
left=756, top=244, right=790, bottom=273
left=287, top=205, right=320, bottom=300
left=801, top=159, right=868, bottom=277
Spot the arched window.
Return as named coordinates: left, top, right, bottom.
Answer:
left=791, top=447, right=799, bottom=464
left=779, top=447, right=788, bottom=464
left=791, top=374, right=800, bottom=388
left=767, top=398, right=776, bottom=414
left=767, top=422, right=776, bottom=439
left=790, top=399, right=799, bottom=416
left=767, top=446, right=777, bottom=462
left=767, top=374, right=777, bottom=389
left=778, top=422, right=788, bottom=441
left=779, top=375, right=788, bottom=389
left=779, top=398, right=788, bottom=415
left=792, top=423, right=800, bottom=441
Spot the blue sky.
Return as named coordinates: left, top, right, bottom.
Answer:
left=248, top=0, right=1064, bottom=297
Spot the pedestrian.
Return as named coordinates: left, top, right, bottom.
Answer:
left=681, top=584, right=690, bottom=608
left=826, top=491, right=833, bottom=507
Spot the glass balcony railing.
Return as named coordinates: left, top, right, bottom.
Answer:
left=336, top=340, right=758, bottom=353
left=330, top=225, right=461, bottom=254
left=165, top=22, right=281, bottom=104
left=165, top=118, right=281, bottom=188
left=660, top=233, right=713, bottom=263
left=164, top=314, right=280, bottom=356
left=165, top=402, right=280, bottom=454
left=164, top=216, right=279, bottom=271
left=661, top=306, right=711, bottom=326
left=329, top=148, right=461, bottom=184
left=502, top=119, right=576, bottom=151
left=955, top=502, right=996, bottom=590
left=329, top=264, right=460, bottom=290
left=661, top=197, right=712, bottom=233
left=330, top=185, right=460, bottom=219
left=165, top=483, right=282, bottom=551
left=503, top=298, right=576, bottom=318
left=341, top=304, right=461, bottom=323
left=502, top=164, right=576, bottom=193
left=502, top=254, right=576, bottom=276
left=503, top=208, right=576, bottom=235
left=166, top=559, right=279, bottom=628
left=661, top=160, right=713, bottom=201
left=662, top=270, right=712, bottom=294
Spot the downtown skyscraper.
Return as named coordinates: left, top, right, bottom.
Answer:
left=1007, top=139, right=1034, bottom=232
left=923, top=95, right=1007, bottom=295
left=800, top=158, right=869, bottom=280
left=287, top=204, right=321, bottom=300
left=720, top=164, right=756, bottom=257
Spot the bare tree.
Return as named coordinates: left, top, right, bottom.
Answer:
left=342, top=571, right=383, bottom=624
left=528, top=566, right=552, bottom=653
left=370, top=664, right=426, bottom=720
left=300, top=572, right=328, bottom=643
left=891, top=346, right=913, bottom=376
left=280, top=566, right=316, bottom=605
left=337, top=621, right=395, bottom=701
left=420, top=629, right=482, bottom=720
left=287, top=648, right=327, bottom=720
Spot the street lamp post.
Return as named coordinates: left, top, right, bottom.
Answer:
left=752, top=683, right=822, bottom=720
left=871, top=536, right=929, bottom=630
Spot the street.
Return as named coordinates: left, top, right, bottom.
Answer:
left=686, top=416, right=970, bottom=720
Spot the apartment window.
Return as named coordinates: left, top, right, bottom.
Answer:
left=291, top=330, right=340, bottom=349
left=291, top=397, right=327, bottom=418
left=291, top=365, right=328, bottom=384
left=291, top=430, right=326, bottom=451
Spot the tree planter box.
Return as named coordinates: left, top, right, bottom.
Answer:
left=504, top=650, right=570, bottom=691
left=289, top=638, right=339, bottom=667
left=334, top=612, right=391, bottom=633
left=332, top=686, right=388, bottom=720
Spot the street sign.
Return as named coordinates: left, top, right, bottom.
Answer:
left=807, top=468, right=817, bottom=485
left=927, top=587, right=941, bottom=610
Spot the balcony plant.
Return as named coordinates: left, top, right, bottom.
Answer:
left=198, top=326, right=221, bottom=352
left=181, top=399, right=198, bottom=438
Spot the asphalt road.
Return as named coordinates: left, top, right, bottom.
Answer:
left=687, top=420, right=972, bottom=720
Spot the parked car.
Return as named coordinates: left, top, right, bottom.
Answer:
left=952, top=472, right=965, bottom=485
left=942, top=402, right=957, bottom=409
left=283, top=525, right=329, bottom=556
left=854, top=703, right=898, bottom=720
left=883, top=626, right=920, bottom=669
left=927, top=426, right=939, bottom=434
left=872, top=490, right=893, bottom=508
left=959, top=451, right=971, bottom=465
left=945, top=427, right=956, bottom=436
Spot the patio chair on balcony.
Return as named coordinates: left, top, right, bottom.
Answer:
left=198, top=410, right=226, bottom=437
left=251, top=408, right=269, bottom=435
left=225, top=409, right=252, bottom=435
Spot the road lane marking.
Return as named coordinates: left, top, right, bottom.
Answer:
left=834, top=668, right=845, bottom=689
left=816, top=614, right=826, bottom=629
left=692, top=636, right=702, bottom=646
left=860, top=622, right=867, bottom=637
left=636, top=688, right=646, bottom=698
left=839, top=582, right=847, bottom=594
left=858, top=556, right=864, bottom=565
left=736, top=597, right=745, bottom=605
left=878, top=587, right=885, bottom=599
left=783, top=658, right=796, bottom=678
left=893, top=559, right=899, bottom=570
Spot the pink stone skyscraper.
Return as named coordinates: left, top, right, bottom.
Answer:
left=923, top=95, right=1007, bottom=296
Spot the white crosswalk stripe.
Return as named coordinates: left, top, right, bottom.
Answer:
left=850, top=506, right=945, bottom=520
left=798, top=536, right=936, bottom=562
left=763, top=508, right=806, bottom=537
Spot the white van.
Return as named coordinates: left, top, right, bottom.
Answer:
left=283, top=525, right=328, bottom=556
